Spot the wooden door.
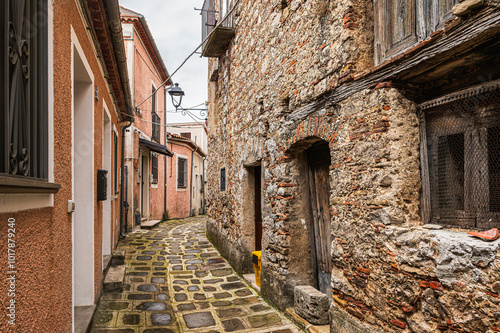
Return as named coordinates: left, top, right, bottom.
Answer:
left=307, top=142, right=332, bottom=294
left=254, top=165, right=263, bottom=251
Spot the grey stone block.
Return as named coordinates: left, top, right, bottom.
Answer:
left=111, top=249, right=125, bottom=266
left=294, top=285, right=329, bottom=325
left=103, top=265, right=126, bottom=292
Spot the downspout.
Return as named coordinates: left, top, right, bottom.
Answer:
left=190, top=145, right=198, bottom=217
left=163, top=94, right=168, bottom=220
left=202, top=156, right=206, bottom=214
left=120, top=121, right=132, bottom=236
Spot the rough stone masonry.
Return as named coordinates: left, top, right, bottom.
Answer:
left=205, top=0, right=500, bottom=332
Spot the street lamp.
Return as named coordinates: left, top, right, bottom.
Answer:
left=167, top=83, right=184, bottom=110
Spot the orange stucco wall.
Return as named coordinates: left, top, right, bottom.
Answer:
left=125, top=24, right=168, bottom=222
left=0, top=1, right=123, bottom=331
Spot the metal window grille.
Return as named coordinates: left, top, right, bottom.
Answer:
left=201, top=0, right=233, bottom=41
left=151, top=153, right=158, bottom=184
left=421, top=84, right=500, bottom=229
left=1, top=0, right=48, bottom=179
left=151, top=88, right=161, bottom=142
left=220, top=167, right=226, bottom=191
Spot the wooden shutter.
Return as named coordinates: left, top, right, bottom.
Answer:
left=177, top=158, right=187, bottom=188
left=183, top=158, right=188, bottom=187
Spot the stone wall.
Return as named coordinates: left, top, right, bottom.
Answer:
left=206, top=0, right=500, bottom=332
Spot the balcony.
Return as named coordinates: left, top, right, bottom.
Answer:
left=201, top=0, right=235, bottom=57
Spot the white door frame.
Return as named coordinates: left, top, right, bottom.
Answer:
left=102, top=103, right=112, bottom=266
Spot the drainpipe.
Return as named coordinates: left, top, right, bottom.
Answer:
left=190, top=145, right=198, bottom=217
left=120, top=121, right=132, bottom=236
left=202, top=156, right=206, bottom=214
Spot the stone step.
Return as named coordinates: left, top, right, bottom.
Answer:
left=285, top=308, right=329, bottom=333
left=103, top=265, right=126, bottom=292
left=141, top=219, right=161, bottom=230
left=111, top=249, right=125, bottom=267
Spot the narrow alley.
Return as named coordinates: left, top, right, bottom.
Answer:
left=90, top=216, right=302, bottom=333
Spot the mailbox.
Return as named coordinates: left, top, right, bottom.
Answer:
left=97, top=169, right=108, bottom=201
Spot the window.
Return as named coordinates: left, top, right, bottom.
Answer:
left=421, top=85, right=500, bottom=229
left=114, top=132, right=118, bottom=193
left=374, top=0, right=458, bottom=65
left=177, top=157, right=188, bottom=188
left=151, top=153, right=158, bottom=184
left=151, top=85, right=161, bottom=142
left=180, top=132, right=191, bottom=140
left=1, top=0, right=48, bottom=179
left=220, top=167, right=226, bottom=191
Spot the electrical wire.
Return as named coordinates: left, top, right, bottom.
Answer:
left=133, top=0, right=243, bottom=110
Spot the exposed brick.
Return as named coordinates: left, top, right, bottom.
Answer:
left=430, top=281, right=444, bottom=291
left=391, top=319, right=406, bottom=329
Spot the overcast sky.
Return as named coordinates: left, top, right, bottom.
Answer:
left=120, top=0, right=208, bottom=124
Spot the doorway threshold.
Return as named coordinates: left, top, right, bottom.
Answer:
left=242, top=273, right=260, bottom=292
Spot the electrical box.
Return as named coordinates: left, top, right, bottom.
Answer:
left=97, top=169, right=108, bottom=201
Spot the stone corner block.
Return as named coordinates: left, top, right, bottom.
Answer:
left=294, top=285, right=329, bottom=325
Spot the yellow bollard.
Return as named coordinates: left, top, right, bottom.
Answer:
left=252, top=250, right=262, bottom=287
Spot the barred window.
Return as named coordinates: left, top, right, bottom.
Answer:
left=220, top=167, right=226, bottom=191
left=151, top=85, right=161, bottom=142
left=151, top=153, right=158, bottom=184
left=177, top=157, right=187, bottom=188
left=1, top=0, right=48, bottom=179
left=421, top=83, right=500, bottom=229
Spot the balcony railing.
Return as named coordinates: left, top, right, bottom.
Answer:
left=201, top=0, right=235, bottom=57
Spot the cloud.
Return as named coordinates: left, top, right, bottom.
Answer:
left=120, top=0, right=208, bottom=123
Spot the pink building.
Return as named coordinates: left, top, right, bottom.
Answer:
left=166, top=133, right=207, bottom=219
left=121, top=7, right=173, bottom=229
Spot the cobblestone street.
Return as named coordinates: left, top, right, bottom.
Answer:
left=91, top=216, right=302, bottom=333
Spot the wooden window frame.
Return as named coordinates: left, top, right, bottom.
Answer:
left=177, top=157, right=188, bottom=189
left=151, top=153, right=158, bottom=184
left=220, top=167, right=226, bottom=191
left=419, top=81, right=500, bottom=229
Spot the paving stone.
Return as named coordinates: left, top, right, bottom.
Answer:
left=151, top=313, right=172, bottom=326
left=221, top=282, right=245, bottom=290
left=186, top=259, right=203, bottom=264
left=172, top=265, right=184, bottom=270
left=173, top=280, right=188, bottom=285
left=214, top=292, right=232, bottom=299
left=99, top=301, right=129, bottom=311
left=250, top=304, right=270, bottom=312
left=152, top=272, right=166, bottom=276
left=169, top=260, right=182, bottom=264
left=135, top=266, right=151, bottom=271
left=183, top=255, right=197, bottom=259
left=207, top=258, right=225, bottom=264
left=143, top=329, right=175, bottom=333
left=160, top=287, right=169, bottom=291
left=152, top=262, right=164, bottom=266
left=248, top=313, right=282, bottom=328
left=136, top=302, right=167, bottom=311
left=226, top=276, right=239, bottom=282
left=151, top=277, right=165, bottom=284
left=221, top=318, right=246, bottom=332
left=174, top=293, right=188, bottom=302
left=212, top=301, right=232, bottom=307
left=203, top=286, right=216, bottom=292
left=190, top=279, right=201, bottom=284
left=187, top=286, right=200, bottom=291
left=157, top=294, right=168, bottom=301
left=204, top=278, right=223, bottom=284
left=177, top=303, right=196, bottom=311
left=233, top=297, right=258, bottom=305
left=129, top=271, right=148, bottom=276
left=194, top=293, right=207, bottom=300
left=173, top=286, right=184, bottom=292
left=186, top=249, right=202, bottom=253
left=142, top=251, right=156, bottom=255
left=137, top=256, right=152, bottom=260
left=183, top=312, right=216, bottom=329
left=197, top=302, right=210, bottom=309
left=217, top=307, right=245, bottom=318
left=122, top=313, right=141, bottom=325
left=92, top=329, right=135, bottom=333
left=154, top=267, right=166, bottom=271
left=128, top=293, right=152, bottom=300
left=130, top=277, right=144, bottom=283
left=211, top=268, right=232, bottom=277
left=235, top=289, right=252, bottom=297
left=186, top=265, right=198, bottom=270
left=93, top=311, right=114, bottom=325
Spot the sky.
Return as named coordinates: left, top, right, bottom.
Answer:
left=120, top=0, right=208, bottom=124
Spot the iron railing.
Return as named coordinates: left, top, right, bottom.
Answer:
left=201, top=0, right=233, bottom=46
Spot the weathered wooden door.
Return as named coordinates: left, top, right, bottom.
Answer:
left=254, top=165, right=263, bottom=251
left=306, top=142, right=332, bottom=295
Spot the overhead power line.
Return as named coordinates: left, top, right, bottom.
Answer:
left=134, top=0, right=243, bottom=110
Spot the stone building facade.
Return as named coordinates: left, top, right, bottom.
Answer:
left=204, top=0, right=500, bottom=331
